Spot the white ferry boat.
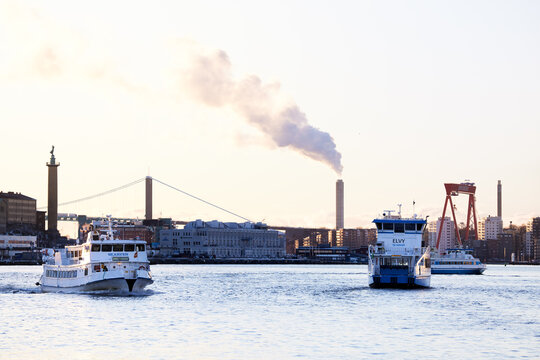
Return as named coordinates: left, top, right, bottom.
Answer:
left=431, top=248, right=486, bottom=275
left=368, top=213, right=431, bottom=288
left=39, top=218, right=153, bottom=293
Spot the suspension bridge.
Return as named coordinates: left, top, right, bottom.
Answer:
left=40, top=176, right=253, bottom=226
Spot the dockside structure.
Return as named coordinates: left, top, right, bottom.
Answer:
left=160, top=220, right=286, bottom=258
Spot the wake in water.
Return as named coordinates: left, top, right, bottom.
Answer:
left=0, top=284, right=156, bottom=297
left=0, top=284, right=41, bottom=294
left=84, top=289, right=156, bottom=297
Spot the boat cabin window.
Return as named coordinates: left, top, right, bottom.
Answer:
left=416, top=224, right=424, bottom=231
left=380, top=257, right=409, bottom=266
left=113, top=244, right=123, bottom=252
left=405, top=223, right=416, bottom=231
left=91, top=244, right=101, bottom=252
left=375, top=222, right=382, bottom=230
left=124, top=244, right=135, bottom=252
left=136, top=244, right=145, bottom=251
left=394, top=223, right=404, bottom=233
left=101, top=244, right=112, bottom=252
left=382, top=223, right=393, bottom=231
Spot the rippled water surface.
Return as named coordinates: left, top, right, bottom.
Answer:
left=1, top=264, right=539, bottom=359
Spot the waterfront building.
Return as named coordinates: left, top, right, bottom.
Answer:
left=524, top=232, right=534, bottom=261
left=493, top=233, right=517, bottom=262
left=296, top=246, right=349, bottom=261
left=160, top=220, right=286, bottom=258
left=302, top=232, right=319, bottom=247
left=301, top=230, right=336, bottom=248
left=428, top=217, right=456, bottom=253
left=0, top=234, right=37, bottom=259
left=0, top=199, right=6, bottom=233
left=36, top=211, right=46, bottom=232
left=336, top=228, right=376, bottom=250
left=478, top=216, right=503, bottom=240
left=527, top=217, right=540, bottom=238
left=275, top=226, right=333, bottom=254
left=527, top=217, right=540, bottom=261
left=0, top=191, right=37, bottom=231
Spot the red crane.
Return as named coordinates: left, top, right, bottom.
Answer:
left=436, top=182, right=479, bottom=250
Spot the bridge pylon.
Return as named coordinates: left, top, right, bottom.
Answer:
left=145, top=176, right=152, bottom=220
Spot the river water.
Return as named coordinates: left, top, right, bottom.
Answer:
left=0, top=264, right=538, bottom=359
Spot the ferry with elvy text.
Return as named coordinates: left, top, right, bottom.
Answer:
left=368, top=211, right=431, bottom=288
left=38, top=216, right=153, bottom=293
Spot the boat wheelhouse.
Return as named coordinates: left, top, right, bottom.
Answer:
left=431, top=248, right=486, bottom=274
left=39, top=217, right=153, bottom=293
left=368, top=214, right=431, bottom=288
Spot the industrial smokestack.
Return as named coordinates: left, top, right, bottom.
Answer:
left=497, top=180, right=502, bottom=218
left=145, top=176, right=152, bottom=220
left=336, top=179, right=344, bottom=229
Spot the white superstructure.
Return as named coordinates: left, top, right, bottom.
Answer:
left=431, top=249, right=486, bottom=274
left=39, top=217, right=153, bottom=293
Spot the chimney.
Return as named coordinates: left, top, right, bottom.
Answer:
left=497, top=180, right=502, bottom=218
left=336, top=179, right=344, bottom=229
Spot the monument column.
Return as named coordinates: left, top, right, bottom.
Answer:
left=47, top=146, right=60, bottom=234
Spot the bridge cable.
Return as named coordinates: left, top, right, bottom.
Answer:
left=152, top=177, right=252, bottom=223
left=37, top=177, right=146, bottom=210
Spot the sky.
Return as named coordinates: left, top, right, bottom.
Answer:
left=1, top=0, right=539, bottom=237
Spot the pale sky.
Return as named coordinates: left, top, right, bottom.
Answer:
left=1, top=1, right=539, bottom=237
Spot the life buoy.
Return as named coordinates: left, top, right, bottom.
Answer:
left=138, top=266, right=145, bottom=270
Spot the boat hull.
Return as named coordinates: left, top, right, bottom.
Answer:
left=431, top=267, right=485, bottom=275
left=40, top=277, right=153, bottom=293
left=368, top=274, right=430, bottom=288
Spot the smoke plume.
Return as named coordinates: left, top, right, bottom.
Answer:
left=184, top=50, right=343, bottom=174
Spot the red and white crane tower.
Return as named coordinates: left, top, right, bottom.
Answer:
left=436, top=182, right=479, bottom=250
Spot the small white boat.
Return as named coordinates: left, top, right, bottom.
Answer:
left=431, top=248, right=486, bottom=275
left=368, top=212, right=431, bottom=288
left=38, top=217, right=153, bottom=293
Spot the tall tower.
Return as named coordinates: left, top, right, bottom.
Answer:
left=145, top=176, right=152, bottom=220
left=336, top=179, right=344, bottom=229
left=497, top=180, right=502, bottom=218
left=47, top=146, right=59, bottom=233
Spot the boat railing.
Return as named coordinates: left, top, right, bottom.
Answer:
left=415, top=246, right=431, bottom=276
left=371, top=247, right=425, bottom=256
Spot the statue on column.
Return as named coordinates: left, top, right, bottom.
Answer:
left=49, top=145, right=56, bottom=165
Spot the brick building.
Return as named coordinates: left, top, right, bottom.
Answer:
left=0, top=191, right=37, bottom=233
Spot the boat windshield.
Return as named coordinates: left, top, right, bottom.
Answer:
left=91, top=244, right=144, bottom=252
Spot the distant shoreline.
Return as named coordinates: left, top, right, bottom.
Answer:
left=1, top=259, right=538, bottom=266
